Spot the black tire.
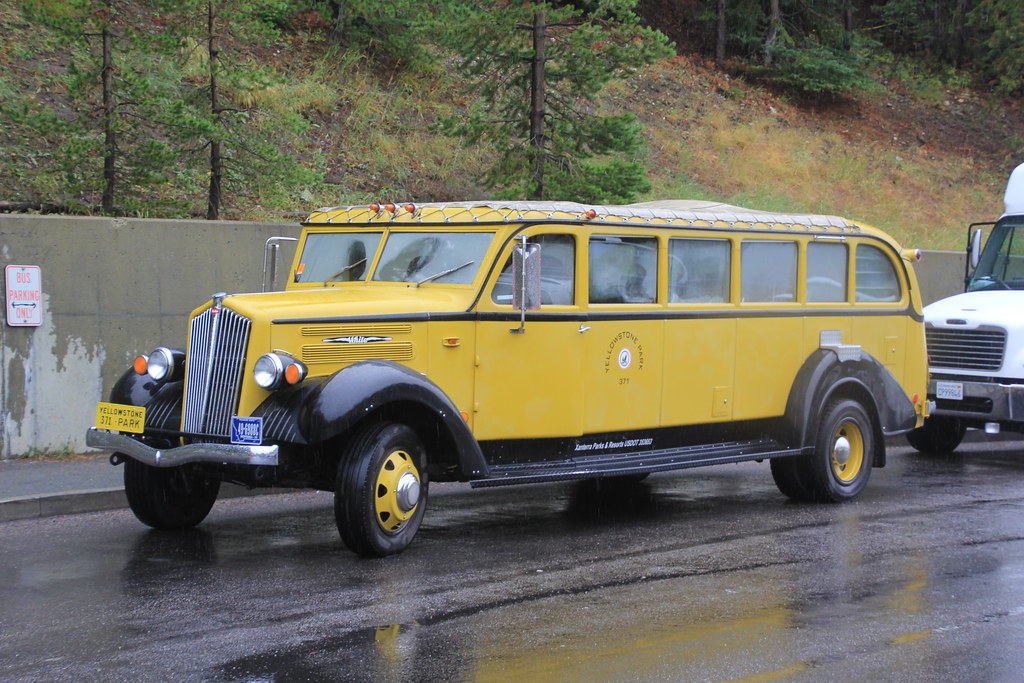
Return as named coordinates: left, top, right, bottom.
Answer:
left=906, top=416, right=965, bottom=455
left=335, top=423, right=428, bottom=558
left=804, top=398, right=875, bottom=502
left=770, top=456, right=813, bottom=502
left=123, top=456, right=220, bottom=530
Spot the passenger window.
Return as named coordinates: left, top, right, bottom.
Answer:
left=855, top=245, right=901, bottom=302
left=669, top=238, right=730, bottom=303
left=806, top=242, right=848, bottom=302
left=740, top=241, right=797, bottom=303
left=492, top=234, right=575, bottom=305
left=589, top=235, right=657, bottom=304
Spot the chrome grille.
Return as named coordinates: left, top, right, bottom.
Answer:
left=926, top=326, right=1006, bottom=371
left=182, top=306, right=251, bottom=438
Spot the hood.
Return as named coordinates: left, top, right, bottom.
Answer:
left=198, top=286, right=475, bottom=322
left=924, top=290, right=1024, bottom=328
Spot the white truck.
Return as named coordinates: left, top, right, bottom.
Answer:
left=908, top=163, right=1024, bottom=453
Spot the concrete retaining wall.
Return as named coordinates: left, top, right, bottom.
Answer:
left=1, top=215, right=300, bottom=459
left=0, top=214, right=967, bottom=459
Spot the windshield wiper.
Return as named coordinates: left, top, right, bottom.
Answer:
left=416, top=261, right=475, bottom=287
left=972, top=275, right=1012, bottom=290
left=324, top=258, right=367, bottom=283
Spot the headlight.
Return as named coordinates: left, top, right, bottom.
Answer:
left=146, top=347, right=175, bottom=381
left=139, top=347, right=184, bottom=382
left=254, top=353, right=307, bottom=390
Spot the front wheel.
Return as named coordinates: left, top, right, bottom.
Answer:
left=804, top=398, right=875, bottom=502
left=335, top=423, right=428, bottom=558
left=123, top=456, right=220, bottom=530
left=906, top=416, right=965, bottom=455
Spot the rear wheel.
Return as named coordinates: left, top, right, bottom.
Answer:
left=335, top=423, right=428, bottom=558
left=906, top=416, right=965, bottom=454
left=805, top=398, right=875, bottom=502
left=123, top=456, right=220, bottom=529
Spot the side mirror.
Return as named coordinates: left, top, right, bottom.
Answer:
left=263, top=236, right=298, bottom=292
left=970, top=228, right=984, bottom=270
left=511, top=238, right=541, bottom=333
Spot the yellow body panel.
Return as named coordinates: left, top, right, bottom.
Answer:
left=179, top=200, right=928, bottom=440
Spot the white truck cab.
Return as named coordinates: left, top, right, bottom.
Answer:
left=909, top=163, right=1024, bottom=453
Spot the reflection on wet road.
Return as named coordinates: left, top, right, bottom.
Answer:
left=1, top=440, right=1023, bottom=681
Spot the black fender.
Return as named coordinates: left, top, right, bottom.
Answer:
left=109, top=367, right=184, bottom=433
left=784, top=348, right=917, bottom=466
left=257, top=360, right=488, bottom=478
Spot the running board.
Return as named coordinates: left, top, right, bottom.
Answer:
left=471, top=439, right=806, bottom=488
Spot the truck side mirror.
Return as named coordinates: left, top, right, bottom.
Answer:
left=511, top=238, right=541, bottom=333
left=970, top=228, right=983, bottom=270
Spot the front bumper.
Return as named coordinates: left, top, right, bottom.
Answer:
left=928, top=377, right=1024, bottom=424
left=86, top=428, right=279, bottom=468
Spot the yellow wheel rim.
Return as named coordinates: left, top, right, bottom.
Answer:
left=374, top=449, right=421, bottom=534
left=831, top=419, right=865, bottom=483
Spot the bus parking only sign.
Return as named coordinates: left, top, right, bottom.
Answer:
left=5, top=265, right=42, bottom=327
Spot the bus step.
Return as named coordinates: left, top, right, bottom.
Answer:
left=472, top=439, right=805, bottom=488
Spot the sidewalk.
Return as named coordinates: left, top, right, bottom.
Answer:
left=0, top=454, right=125, bottom=522
left=0, top=453, right=285, bottom=523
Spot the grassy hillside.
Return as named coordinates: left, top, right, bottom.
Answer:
left=1, top=4, right=1021, bottom=250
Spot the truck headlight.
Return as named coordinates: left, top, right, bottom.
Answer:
left=254, top=353, right=307, bottom=390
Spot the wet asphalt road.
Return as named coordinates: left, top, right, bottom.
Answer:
left=1, top=440, right=1023, bottom=682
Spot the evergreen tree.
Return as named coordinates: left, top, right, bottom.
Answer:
left=439, top=0, right=672, bottom=204
left=1, top=0, right=177, bottom=213
left=970, top=0, right=1024, bottom=96
left=152, top=0, right=320, bottom=219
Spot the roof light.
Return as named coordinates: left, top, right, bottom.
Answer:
left=584, top=209, right=597, bottom=220
left=385, top=203, right=396, bottom=213
left=404, top=203, right=416, bottom=214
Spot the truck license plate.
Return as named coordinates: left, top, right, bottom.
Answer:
left=95, top=402, right=146, bottom=434
left=935, top=381, right=964, bottom=401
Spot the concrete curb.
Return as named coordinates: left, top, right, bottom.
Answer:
left=0, top=488, right=128, bottom=523
left=0, top=483, right=297, bottom=523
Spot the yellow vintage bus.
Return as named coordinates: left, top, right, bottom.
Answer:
left=88, top=200, right=929, bottom=556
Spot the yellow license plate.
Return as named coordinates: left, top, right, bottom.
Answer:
left=95, top=402, right=146, bottom=434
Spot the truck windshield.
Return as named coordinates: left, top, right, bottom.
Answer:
left=295, top=232, right=383, bottom=283
left=969, top=217, right=1024, bottom=291
left=373, top=232, right=493, bottom=284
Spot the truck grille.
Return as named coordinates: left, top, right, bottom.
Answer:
left=182, top=306, right=251, bottom=438
left=926, top=326, right=1006, bottom=371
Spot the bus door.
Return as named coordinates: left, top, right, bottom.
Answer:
left=473, top=233, right=585, bottom=440
left=582, top=235, right=665, bottom=435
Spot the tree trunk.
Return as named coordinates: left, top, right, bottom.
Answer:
left=101, top=0, right=116, bottom=214
left=764, top=0, right=781, bottom=67
left=529, top=9, right=547, bottom=201
left=206, top=1, right=221, bottom=221
left=715, top=0, right=726, bottom=69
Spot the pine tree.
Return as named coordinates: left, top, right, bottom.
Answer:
left=439, top=0, right=672, bottom=204
left=153, top=0, right=320, bottom=219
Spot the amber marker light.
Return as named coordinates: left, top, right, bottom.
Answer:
left=404, top=203, right=416, bottom=214
left=584, top=209, right=597, bottom=220
left=369, top=203, right=381, bottom=213
left=385, top=203, right=397, bottom=213
left=133, top=355, right=148, bottom=375
left=284, top=362, right=305, bottom=385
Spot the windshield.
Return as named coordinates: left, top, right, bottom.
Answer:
left=295, top=232, right=383, bottom=283
left=968, top=217, right=1024, bottom=291
left=373, top=232, right=493, bottom=284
